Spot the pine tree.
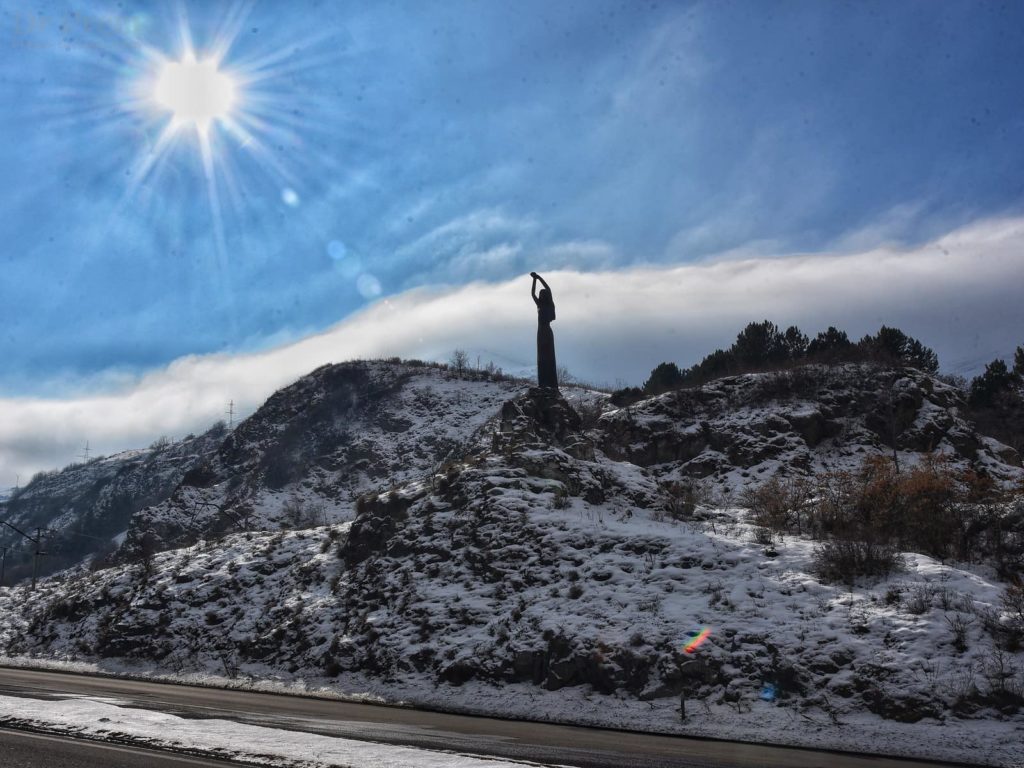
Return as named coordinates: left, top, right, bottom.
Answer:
left=806, top=326, right=852, bottom=360
left=782, top=326, right=809, bottom=360
left=733, top=320, right=786, bottom=369
left=969, top=359, right=1014, bottom=407
left=643, top=362, right=684, bottom=394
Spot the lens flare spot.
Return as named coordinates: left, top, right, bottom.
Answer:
left=356, top=273, right=382, bottom=299
left=683, top=627, right=712, bottom=654
left=281, top=188, right=300, bottom=207
left=327, top=240, right=347, bottom=260
left=333, top=253, right=361, bottom=279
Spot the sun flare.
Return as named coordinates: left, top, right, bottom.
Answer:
left=115, top=2, right=311, bottom=292
left=154, top=54, right=237, bottom=129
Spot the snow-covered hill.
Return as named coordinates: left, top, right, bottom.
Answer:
left=0, top=428, right=224, bottom=581
left=2, top=359, right=1022, bottom=765
left=120, top=361, right=526, bottom=557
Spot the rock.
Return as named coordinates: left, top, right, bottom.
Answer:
left=678, top=659, right=708, bottom=680
left=861, top=686, right=942, bottom=723
left=341, top=493, right=413, bottom=565
left=639, top=682, right=680, bottom=701
left=499, top=388, right=584, bottom=448
left=181, top=462, right=218, bottom=488
left=806, top=656, right=839, bottom=675
left=510, top=649, right=546, bottom=684
left=439, top=660, right=477, bottom=686
left=545, top=655, right=582, bottom=690
left=787, top=409, right=839, bottom=447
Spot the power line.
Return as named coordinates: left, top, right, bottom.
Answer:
left=0, top=521, right=46, bottom=589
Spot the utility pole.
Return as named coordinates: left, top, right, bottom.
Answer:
left=32, top=527, right=44, bottom=588
left=80, top=440, right=90, bottom=462
left=226, top=399, right=235, bottom=429
left=0, top=546, right=7, bottom=587
left=0, top=521, right=45, bottom=590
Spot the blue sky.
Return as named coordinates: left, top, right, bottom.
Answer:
left=1, top=0, right=1023, bottom=396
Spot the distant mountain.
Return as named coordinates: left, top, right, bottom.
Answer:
left=0, top=428, right=224, bottom=582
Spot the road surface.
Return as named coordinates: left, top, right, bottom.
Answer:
left=0, top=728, right=253, bottom=767
left=0, top=666, right=975, bottom=768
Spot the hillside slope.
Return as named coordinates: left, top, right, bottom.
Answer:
left=120, top=361, right=525, bottom=557
left=0, top=428, right=224, bottom=581
left=2, top=360, right=1022, bottom=764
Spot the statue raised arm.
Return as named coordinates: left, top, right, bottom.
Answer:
left=529, top=272, right=557, bottom=388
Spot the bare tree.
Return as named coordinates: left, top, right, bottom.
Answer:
left=450, top=349, right=469, bottom=377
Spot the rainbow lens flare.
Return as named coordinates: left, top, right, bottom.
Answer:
left=683, top=627, right=712, bottom=653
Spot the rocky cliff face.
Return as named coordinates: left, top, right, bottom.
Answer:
left=599, top=363, right=1021, bottom=492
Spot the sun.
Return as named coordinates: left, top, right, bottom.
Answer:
left=153, top=53, right=236, bottom=130
left=115, top=3, right=311, bottom=290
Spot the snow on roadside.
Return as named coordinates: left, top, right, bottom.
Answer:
left=0, top=694, right=555, bottom=768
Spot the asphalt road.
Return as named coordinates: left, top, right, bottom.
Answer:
left=0, top=728, right=253, bottom=768
left=0, top=666, right=974, bottom=768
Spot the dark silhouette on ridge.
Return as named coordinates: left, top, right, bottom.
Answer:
left=531, top=272, right=557, bottom=389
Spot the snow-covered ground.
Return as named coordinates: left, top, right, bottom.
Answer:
left=0, top=694, right=545, bottom=768
left=1, top=362, right=1021, bottom=767
left=2, top=505, right=1022, bottom=765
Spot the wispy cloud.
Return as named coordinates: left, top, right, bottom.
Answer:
left=391, top=208, right=537, bottom=286
left=538, top=240, right=618, bottom=271
left=2, top=215, right=1023, bottom=488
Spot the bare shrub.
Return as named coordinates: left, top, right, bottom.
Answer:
left=905, top=584, right=933, bottom=615
left=945, top=613, right=974, bottom=653
left=742, top=475, right=810, bottom=535
left=663, top=479, right=713, bottom=521
left=804, top=454, right=1011, bottom=565
left=1000, top=584, right=1024, bottom=650
left=574, top=397, right=606, bottom=431
left=812, top=538, right=902, bottom=584
left=980, top=648, right=1024, bottom=711
left=281, top=498, right=324, bottom=528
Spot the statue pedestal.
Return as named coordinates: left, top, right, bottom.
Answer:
left=496, top=388, right=593, bottom=460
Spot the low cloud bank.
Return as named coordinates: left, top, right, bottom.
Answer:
left=3, top=216, right=1023, bottom=488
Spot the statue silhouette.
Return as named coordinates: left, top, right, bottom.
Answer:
left=531, top=272, right=558, bottom=389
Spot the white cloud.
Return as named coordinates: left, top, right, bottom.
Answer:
left=3, top=215, right=1024, bottom=488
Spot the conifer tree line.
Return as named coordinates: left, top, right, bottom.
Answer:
left=970, top=348, right=1024, bottom=407
left=616, top=320, right=1023, bottom=405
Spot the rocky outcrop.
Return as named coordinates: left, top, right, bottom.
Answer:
left=496, top=387, right=593, bottom=460
left=597, top=364, right=1023, bottom=490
